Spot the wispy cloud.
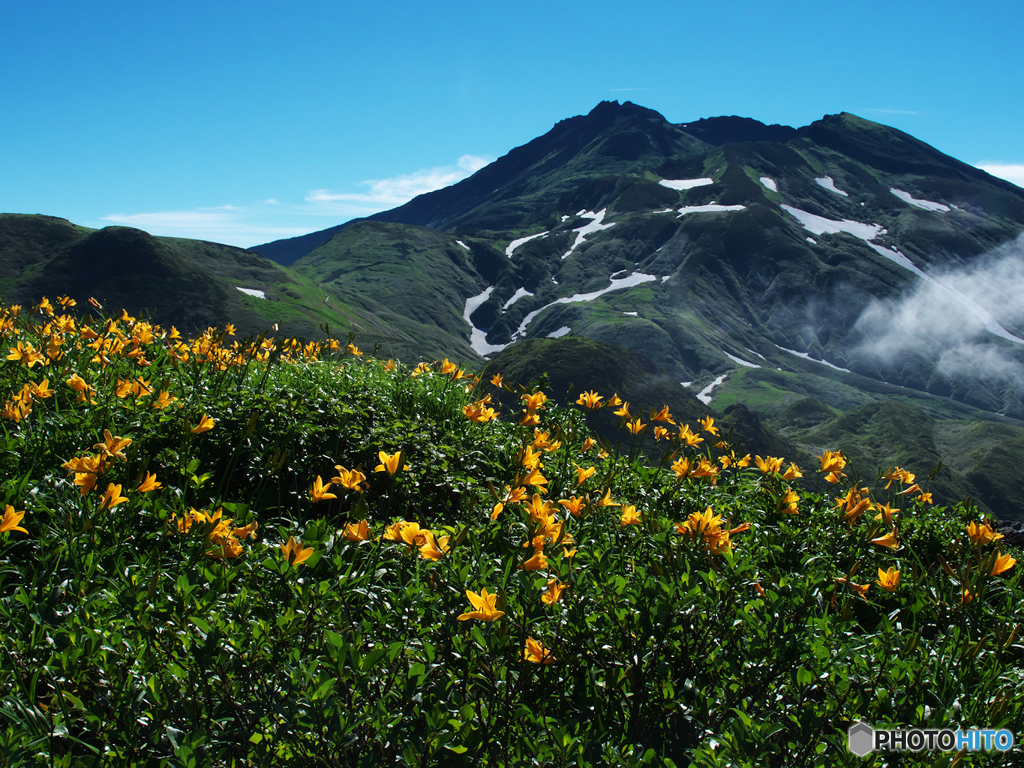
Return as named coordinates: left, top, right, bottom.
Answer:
left=852, top=234, right=1024, bottom=400
left=98, top=154, right=494, bottom=248
left=307, top=154, right=491, bottom=207
left=100, top=208, right=313, bottom=248
left=975, top=163, right=1024, bottom=188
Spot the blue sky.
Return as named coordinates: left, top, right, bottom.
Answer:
left=3, top=0, right=1022, bottom=248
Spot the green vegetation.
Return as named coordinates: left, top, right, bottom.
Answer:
left=1, top=297, right=1022, bottom=766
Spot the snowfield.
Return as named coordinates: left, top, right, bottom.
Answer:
left=506, top=231, right=548, bottom=258
left=724, top=351, right=760, bottom=368
left=890, top=188, right=950, bottom=213
left=760, top=177, right=777, bottom=192
left=659, top=178, right=714, bottom=190
left=502, top=287, right=534, bottom=310
left=236, top=287, right=266, bottom=299
left=815, top=177, right=849, bottom=196
left=697, top=374, right=728, bottom=405
left=677, top=204, right=746, bottom=217
left=514, top=272, right=657, bottom=338
left=562, top=209, right=614, bottom=259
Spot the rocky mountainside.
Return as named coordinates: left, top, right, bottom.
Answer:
left=4, top=101, right=1023, bottom=519
left=257, top=101, right=1024, bottom=519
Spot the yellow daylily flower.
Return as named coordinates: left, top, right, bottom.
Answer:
left=332, top=465, right=368, bottom=492
left=374, top=450, right=403, bottom=476
left=94, top=430, right=132, bottom=462
left=308, top=475, right=337, bottom=502
left=523, top=637, right=555, bottom=664
left=99, top=483, right=129, bottom=511
left=1, top=505, right=28, bottom=534
left=418, top=530, right=450, bottom=561
left=620, top=504, right=642, bottom=526
left=342, top=519, right=369, bottom=542
left=575, top=465, right=596, bottom=485
left=576, top=390, right=604, bottom=409
left=191, top=413, right=215, bottom=434
left=876, top=567, right=900, bottom=592
left=558, top=496, right=586, bottom=517
left=541, top=578, right=567, bottom=605
left=755, top=455, right=784, bottom=475
left=992, top=553, right=1016, bottom=577
left=457, top=588, right=505, bottom=621
left=870, top=529, right=900, bottom=549
left=281, top=536, right=314, bottom=566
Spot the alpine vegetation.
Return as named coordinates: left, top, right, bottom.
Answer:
left=0, top=296, right=1020, bottom=765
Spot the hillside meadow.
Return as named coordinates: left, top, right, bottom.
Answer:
left=0, top=296, right=1021, bottom=766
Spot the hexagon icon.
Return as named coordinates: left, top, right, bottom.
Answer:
left=848, top=721, right=875, bottom=756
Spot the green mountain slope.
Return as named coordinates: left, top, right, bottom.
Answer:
left=0, top=214, right=395, bottom=340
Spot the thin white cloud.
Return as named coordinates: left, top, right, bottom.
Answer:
left=100, top=209, right=315, bottom=248
left=975, top=163, right=1024, bottom=188
left=307, top=154, right=491, bottom=207
left=852, top=234, right=1024, bottom=397
left=98, top=153, right=494, bottom=248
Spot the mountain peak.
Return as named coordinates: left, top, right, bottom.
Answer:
left=676, top=115, right=797, bottom=145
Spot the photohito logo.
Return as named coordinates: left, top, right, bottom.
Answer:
left=847, top=721, right=1015, bottom=755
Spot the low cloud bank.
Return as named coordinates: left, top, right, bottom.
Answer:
left=853, top=234, right=1024, bottom=394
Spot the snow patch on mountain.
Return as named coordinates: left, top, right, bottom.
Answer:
left=623, top=311, right=638, bottom=316
left=463, top=286, right=508, bottom=357
left=890, top=188, right=950, bottom=213
left=547, top=326, right=571, bottom=338
left=760, top=177, right=777, bottom=192
left=502, top=287, right=534, bottom=310
left=456, top=240, right=470, bottom=251
left=562, top=209, right=614, bottom=259
left=236, top=287, right=266, bottom=299
left=659, top=178, right=714, bottom=190
left=776, top=345, right=851, bottom=372
left=724, top=351, right=760, bottom=368
left=513, top=272, right=657, bottom=339
left=506, top=231, right=548, bottom=258
left=815, top=177, right=849, bottom=196
left=677, top=204, right=746, bottom=217
left=781, top=205, right=883, bottom=241
left=697, top=374, right=728, bottom=405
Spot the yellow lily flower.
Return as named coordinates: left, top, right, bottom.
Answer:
left=191, top=413, right=215, bottom=434
left=575, top=465, right=596, bottom=485
left=308, top=475, right=337, bottom=502
left=281, top=536, right=314, bottom=566
left=576, top=390, right=603, bottom=409
left=523, top=637, right=555, bottom=664
left=1, top=505, right=27, bottom=534
left=99, top=483, right=129, bottom=511
left=457, top=588, right=505, bottom=621
left=870, top=529, right=900, bottom=549
left=876, top=567, right=900, bottom=592
left=374, top=450, right=403, bottom=476
left=418, top=530, right=450, bottom=561
left=620, top=504, right=642, bottom=526
left=992, top=553, right=1016, bottom=576
left=558, top=496, right=586, bottom=517
left=541, top=578, right=567, bottom=605
left=342, top=519, right=369, bottom=542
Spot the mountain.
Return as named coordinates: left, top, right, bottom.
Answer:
left=255, top=101, right=1024, bottom=519
left=4, top=101, right=1024, bottom=519
left=0, top=214, right=402, bottom=343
